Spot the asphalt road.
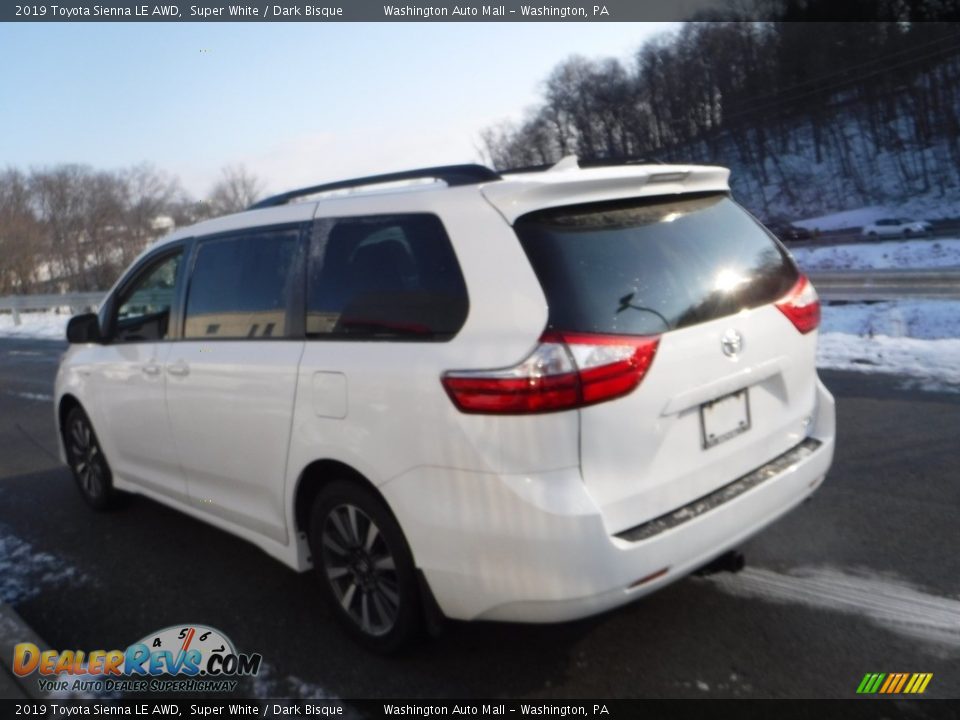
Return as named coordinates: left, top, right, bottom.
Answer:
left=0, top=337, right=957, bottom=700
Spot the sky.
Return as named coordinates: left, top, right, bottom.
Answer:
left=0, top=22, right=676, bottom=197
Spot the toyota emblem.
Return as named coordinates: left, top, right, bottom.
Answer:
left=721, top=329, right=743, bottom=358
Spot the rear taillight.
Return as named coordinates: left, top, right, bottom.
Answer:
left=442, top=332, right=660, bottom=414
left=775, top=274, right=820, bottom=334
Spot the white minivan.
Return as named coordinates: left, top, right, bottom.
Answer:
left=55, top=159, right=835, bottom=651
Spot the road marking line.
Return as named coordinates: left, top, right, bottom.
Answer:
left=4, top=392, right=53, bottom=402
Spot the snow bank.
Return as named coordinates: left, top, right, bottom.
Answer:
left=817, top=300, right=960, bottom=391
left=820, top=300, right=960, bottom=339
left=791, top=238, right=960, bottom=270
left=0, top=311, right=69, bottom=339
left=818, top=334, right=960, bottom=388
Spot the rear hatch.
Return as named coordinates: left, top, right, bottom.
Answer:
left=514, top=193, right=821, bottom=534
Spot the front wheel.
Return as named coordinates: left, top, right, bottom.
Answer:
left=64, top=406, right=117, bottom=510
left=309, top=480, right=423, bottom=653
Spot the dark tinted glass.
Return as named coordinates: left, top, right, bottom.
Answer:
left=307, top=214, right=468, bottom=340
left=515, top=194, right=798, bottom=336
left=184, top=228, right=301, bottom=339
left=114, top=251, right=182, bottom=342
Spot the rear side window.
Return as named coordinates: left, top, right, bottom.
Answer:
left=515, top=194, right=798, bottom=336
left=307, top=214, right=468, bottom=340
left=184, top=227, right=302, bottom=339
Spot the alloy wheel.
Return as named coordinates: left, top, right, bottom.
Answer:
left=321, top=503, right=401, bottom=636
left=69, top=416, right=104, bottom=500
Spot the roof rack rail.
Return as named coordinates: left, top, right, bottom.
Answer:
left=248, top=164, right=502, bottom=210
left=499, top=154, right=665, bottom=176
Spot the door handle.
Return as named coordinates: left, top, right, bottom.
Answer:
left=142, top=364, right=161, bottom=376
left=166, top=361, right=190, bottom=377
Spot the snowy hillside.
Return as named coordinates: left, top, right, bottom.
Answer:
left=716, top=117, right=960, bottom=222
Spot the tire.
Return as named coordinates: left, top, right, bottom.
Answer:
left=63, top=406, right=117, bottom=511
left=309, top=480, right=423, bottom=653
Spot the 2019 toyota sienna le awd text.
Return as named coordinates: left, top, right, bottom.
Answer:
left=55, top=158, right=836, bottom=651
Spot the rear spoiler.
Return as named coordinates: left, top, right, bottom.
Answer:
left=480, top=160, right=731, bottom=224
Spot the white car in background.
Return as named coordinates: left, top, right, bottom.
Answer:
left=55, top=157, right=836, bottom=652
left=862, top=217, right=931, bottom=237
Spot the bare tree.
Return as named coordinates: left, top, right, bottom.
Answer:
left=120, top=163, right=181, bottom=266
left=0, top=169, right=43, bottom=295
left=480, top=7, right=960, bottom=217
left=206, top=165, right=265, bottom=217
left=30, top=165, right=92, bottom=290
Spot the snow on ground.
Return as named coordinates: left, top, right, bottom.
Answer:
left=791, top=205, right=959, bottom=233
left=820, top=299, right=960, bottom=339
left=792, top=206, right=891, bottom=232
left=790, top=238, right=960, bottom=270
left=248, top=660, right=341, bottom=704
left=705, top=566, right=960, bottom=654
left=818, top=300, right=960, bottom=391
left=818, top=334, right=960, bottom=390
left=0, top=520, right=83, bottom=605
left=0, top=311, right=70, bottom=339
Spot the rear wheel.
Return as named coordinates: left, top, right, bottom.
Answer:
left=64, top=406, right=116, bottom=511
left=309, top=480, right=422, bottom=653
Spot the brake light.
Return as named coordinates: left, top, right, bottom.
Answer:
left=775, top=274, right=820, bottom=334
left=442, top=332, right=660, bottom=414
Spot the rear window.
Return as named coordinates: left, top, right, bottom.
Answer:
left=514, top=194, right=798, bottom=336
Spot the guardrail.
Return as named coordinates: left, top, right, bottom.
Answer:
left=2, top=271, right=958, bottom=325
left=809, top=269, right=960, bottom=300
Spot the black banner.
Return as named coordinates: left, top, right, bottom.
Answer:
left=2, top=699, right=960, bottom=720
left=3, top=0, right=953, bottom=22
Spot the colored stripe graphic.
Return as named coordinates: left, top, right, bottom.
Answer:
left=858, top=672, right=932, bottom=694
left=892, top=673, right=909, bottom=693
left=916, top=673, right=933, bottom=693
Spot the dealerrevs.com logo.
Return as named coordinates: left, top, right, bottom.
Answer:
left=13, top=624, right=262, bottom=694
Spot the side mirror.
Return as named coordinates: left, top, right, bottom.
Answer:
left=66, top=313, right=102, bottom=344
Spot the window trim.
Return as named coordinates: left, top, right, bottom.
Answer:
left=179, top=221, right=310, bottom=343
left=305, top=212, right=470, bottom=344
left=102, top=241, right=191, bottom=344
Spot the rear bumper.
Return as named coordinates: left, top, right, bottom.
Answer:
left=381, top=379, right=835, bottom=623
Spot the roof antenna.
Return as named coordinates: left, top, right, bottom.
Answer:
left=549, top=155, right=580, bottom=172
